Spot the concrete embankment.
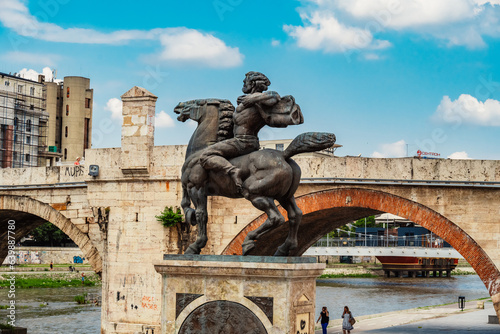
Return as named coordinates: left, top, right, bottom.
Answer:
left=315, top=299, right=497, bottom=333
left=320, top=264, right=476, bottom=277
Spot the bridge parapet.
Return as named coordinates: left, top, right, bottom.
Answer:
left=0, top=165, right=87, bottom=186
left=293, top=156, right=500, bottom=182
left=1, top=153, right=499, bottom=187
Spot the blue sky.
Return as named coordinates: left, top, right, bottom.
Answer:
left=1, top=0, right=499, bottom=159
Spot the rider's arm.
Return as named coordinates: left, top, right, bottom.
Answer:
left=241, top=91, right=280, bottom=107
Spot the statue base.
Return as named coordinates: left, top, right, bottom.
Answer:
left=154, top=255, right=325, bottom=334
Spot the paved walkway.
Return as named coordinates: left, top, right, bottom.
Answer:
left=315, top=300, right=500, bottom=333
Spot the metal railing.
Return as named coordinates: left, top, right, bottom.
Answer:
left=312, top=235, right=451, bottom=249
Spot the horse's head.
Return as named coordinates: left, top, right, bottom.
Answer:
left=174, top=101, right=194, bottom=122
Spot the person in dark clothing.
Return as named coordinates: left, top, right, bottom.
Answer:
left=316, top=306, right=329, bottom=334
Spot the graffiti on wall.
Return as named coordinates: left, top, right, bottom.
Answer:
left=17, top=250, right=41, bottom=264
left=141, top=296, right=158, bottom=311
left=73, top=256, right=85, bottom=264
left=65, top=165, right=85, bottom=177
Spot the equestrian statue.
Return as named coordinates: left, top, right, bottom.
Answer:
left=174, top=72, right=336, bottom=256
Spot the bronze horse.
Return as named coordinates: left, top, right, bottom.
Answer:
left=174, top=98, right=336, bottom=256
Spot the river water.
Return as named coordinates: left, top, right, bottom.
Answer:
left=1, top=276, right=488, bottom=333
left=316, top=275, right=489, bottom=318
left=1, top=286, right=100, bottom=334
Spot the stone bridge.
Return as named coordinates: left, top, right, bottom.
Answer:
left=1, top=86, right=499, bottom=333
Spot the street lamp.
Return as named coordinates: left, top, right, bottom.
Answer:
left=458, top=296, right=465, bottom=311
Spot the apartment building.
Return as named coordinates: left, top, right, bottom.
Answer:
left=0, top=72, right=93, bottom=168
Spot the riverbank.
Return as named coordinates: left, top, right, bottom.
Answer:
left=0, top=263, right=91, bottom=272
left=319, top=263, right=476, bottom=278
left=0, top=272, right=100, bottom=288
left=315, top=298, right=498, bottom=333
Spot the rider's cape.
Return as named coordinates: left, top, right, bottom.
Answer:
left=261, top=95, right=304, bottom=128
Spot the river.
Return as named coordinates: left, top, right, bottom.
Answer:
left=1, top=275, right=488, bottom=333
left=1, top=286, right=100, bottom=334
left=316, top=275, right=489, bottom=317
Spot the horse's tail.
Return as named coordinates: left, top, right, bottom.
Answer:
left=283, top=132, right=336, bottom=160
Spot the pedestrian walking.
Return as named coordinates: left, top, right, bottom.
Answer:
left=316, top=306, right=329, bottom=334
left=341, top=306, right=355, bottom=334
left=49, top=261, right=53, bottom=271
left=81, top=272, right=86, bottom=285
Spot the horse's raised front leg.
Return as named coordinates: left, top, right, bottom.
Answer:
left=242, top=196, right=285, bottom=255
left=275, top=197, right=302, bottom=256
left=184, top=187, right=208, bottom=254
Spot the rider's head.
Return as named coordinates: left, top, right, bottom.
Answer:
left=242, top=72, right=270, bottom=94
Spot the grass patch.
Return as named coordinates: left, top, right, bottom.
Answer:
left=14, top=264, right=91, bottom=268
left=319, top=273, right=379, bottom=278
left=74, top=294, right=87, bottom=304
left=0, top=273, right=100, bottom=289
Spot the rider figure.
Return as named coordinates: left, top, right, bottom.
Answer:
left=199, top=71, right=281, bottom=191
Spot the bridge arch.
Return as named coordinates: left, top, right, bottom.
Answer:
left=223, top=188, right=500, bottom=312
left=0, top=195, right=102, bottom=275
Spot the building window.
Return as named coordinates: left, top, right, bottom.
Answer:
left=13, top=152, right=17, bottom=161
left=66, top=105, right=69, bottom=116
left=65, top=126, right=68, bottom=137
left=26, top=119, right=31, bottom=132
left=18, top=85, right=23, bottom=93
left=30, top=87, right=35, bottom=96
left=85, top=98, right=91, bottom=108
left=14, top=117, right=18, bottom=127
left=14, top=134, right=17, bottom=142
left=26, top=136, right=30, bottom=144
left=25, top=154, right=30, bottom=162
left=275, top=143, right=284, bottom=151
left=30, top=104, right=34, bottom=110
left=66, top=87, right=70, bottom=98
left=64, top=148, right=67, bottom=160
left=4, top=81, right=9, bottom=86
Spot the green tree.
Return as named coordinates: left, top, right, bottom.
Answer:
left=352, top=215, right=376, bottom=228
left=325, top=216, right=376, bottom=238
left=30, top=222, right=72, bottom=246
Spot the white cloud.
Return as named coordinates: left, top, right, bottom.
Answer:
left=1, top=51, right=61, bottom=67
left=363, top=53, right=381, bottom=60
left=286, top=0, right=500, bottom=52
left=17, top=67, right=62, bottom=82
left=448, top=151, right=471, bottom=159
left=336, top=0, right=476, bottom=29
left=155, top=110, right=175, bottom=128
left=157, top=28, right=243, bottom=67
left=372, top=139, right=406, bottom=158
left=105, top=98, right=123, bottom=121
left=474, top=0, right=500, bottom=5
left=284, top=12, right=391, bottom=52
left=0, top=0, right=243, bottom=68
left=271, top=39, right=281, bottom=47
left=433, top=94, right=500, bottom=126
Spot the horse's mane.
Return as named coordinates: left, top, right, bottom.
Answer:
left=215, top=99, right=234, bottom=142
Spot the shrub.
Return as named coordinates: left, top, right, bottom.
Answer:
left=74, top=294, right=87, bottom=304
left=156, top=206, right=183, bottom=227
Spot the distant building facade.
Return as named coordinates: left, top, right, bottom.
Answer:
left=0, top=72, right=93, bottom=168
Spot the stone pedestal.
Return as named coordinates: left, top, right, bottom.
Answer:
left=154, top=255, right=325, bottom=334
